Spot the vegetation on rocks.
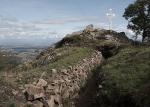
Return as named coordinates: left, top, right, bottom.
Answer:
left=0, top=23, right=149, bottom=107
left=15, top=47, right=93, bottom=83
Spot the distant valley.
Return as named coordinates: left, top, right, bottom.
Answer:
left=0, top=46, right=45, bottom=62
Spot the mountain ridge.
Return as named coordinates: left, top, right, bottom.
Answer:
left=0, top=25, right=149, bottom=107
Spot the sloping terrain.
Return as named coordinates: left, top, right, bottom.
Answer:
left=16, top=47, right=94, bottom=84
left=0, top=25, right=149, bottom=107
left=77, top=45, right=150, bottom=107
left=0, top=46, right=102, bottom=107
left=98, top=46, right=150, bottom=107
left=0, top=52, right=21, bottom=72
left=55, top=25, right=129, bottom=49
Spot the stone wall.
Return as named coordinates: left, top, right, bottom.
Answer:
left=24, top=51, right=103, bottom=107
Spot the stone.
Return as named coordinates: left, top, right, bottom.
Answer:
left=34, top=92, right=45, bottom=99
left=62, top=90, right=70, bottom=99
left=53, top=79, right=59, bottom=84
left=33, top=81, right=37, bottom=85
left=64, top=78, right=71, bottom=83
left=71, top=30, right=83, bottom=36
left=48, top=56, right=52, bottom=60
left=51, top=69, right=57, bottom=74
left=23, top=50, right=102, bottom=107
left=12, top=89, right=19, bottom=96
left=36, top=79, right=47, bottom=87
left=59, top=78, right=65, bottom=83
left=68, top=66, right=72, bottom=70
left=61, top=69, right=68, bottom=73
left=54, top=94, right=62, bottom=105
left=54, top=87, right=60, bottom=94
left=24, top=84, right=45, bottom=101
left=19, top=85, right=24, bottom=90
left=32, top=100, right=43, bottom=107
left=85, top=24, right=94, bottom=32
left=83, top=59, right=87, bottom=62
left=47, top=95, right=55, bottom=107
left=105, top=35, right=114, bottom=40
left=48, top=84, right=55, bottom=90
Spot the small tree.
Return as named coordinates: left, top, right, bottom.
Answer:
left=123, top=0, right=150, bottom=42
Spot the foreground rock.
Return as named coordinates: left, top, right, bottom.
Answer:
left=24, top=51, right=103, bottom=107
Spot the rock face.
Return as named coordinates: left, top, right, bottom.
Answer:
left=24, top=51, right=103, bottom=107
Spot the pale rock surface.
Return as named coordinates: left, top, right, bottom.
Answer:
left=36, top=79, right=48, bottom=87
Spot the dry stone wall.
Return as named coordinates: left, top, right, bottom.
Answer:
left=24, top=50, right=103, bottom=107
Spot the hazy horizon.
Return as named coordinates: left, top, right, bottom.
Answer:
left=0, top=0, right=135, bottom=47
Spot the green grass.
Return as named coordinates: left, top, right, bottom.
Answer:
left=33, top=46, right=88, bottom=67
left=0, top=53, right=21, bottom=72
left=55, top=35, right=83, bottom=48
left=16, top=47, right=93, bottom=84
left=41, top=47, right=92, bottom=69
left=99, top=46, right=150, bottom=107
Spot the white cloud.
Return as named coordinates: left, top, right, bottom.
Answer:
left=32, top=16, right=100, bottom=25
left=0, top=15, right=60, bottom=40
left=0, top=15, right=102, bottom=40
left=0, top=15, right=140, bottom=46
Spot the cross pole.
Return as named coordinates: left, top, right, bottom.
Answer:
left=106, top=9, right=115, bottom=30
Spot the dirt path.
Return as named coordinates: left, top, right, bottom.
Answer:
left=75, top=66, right=103, bottom=107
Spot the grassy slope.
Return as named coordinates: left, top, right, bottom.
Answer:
left=99, top=46, right=150, bottom=107
left=0, top=47, right=93, bottom=106
left=15, top=47, right=93, bottom=84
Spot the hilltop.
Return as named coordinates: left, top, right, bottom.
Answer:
left=56, top=24, right=129, bottom=48
left=0, top=25, right=149, bottom=107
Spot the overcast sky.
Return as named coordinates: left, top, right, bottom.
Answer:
left=0, top=0, right=135, bottom=47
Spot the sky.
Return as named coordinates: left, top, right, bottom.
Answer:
left=0, top=0, right=135, bottom=47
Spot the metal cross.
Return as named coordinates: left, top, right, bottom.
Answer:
left=106, top=9, right=115, bottom=30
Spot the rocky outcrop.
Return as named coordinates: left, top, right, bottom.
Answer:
left=84, top=24, right=94, bottom=32
left=55, top=25, right=130, bottom=48
left=24, top=50, right=103, bottom=107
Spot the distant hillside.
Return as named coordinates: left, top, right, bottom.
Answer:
left=0, top=52, right=21, bottom=72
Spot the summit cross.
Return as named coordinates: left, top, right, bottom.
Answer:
left=106, top=9, right=115, bottom=30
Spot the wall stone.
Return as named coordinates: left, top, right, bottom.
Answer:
left=24, top=51, right=103, bottom=107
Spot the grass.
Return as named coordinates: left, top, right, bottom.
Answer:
left=55, top=35, right=83, bottom=48
left=0, top=53, right=21, bottom=72
left=33, top=46, right=89, bottom=67
left=16, top=47, right=93, bottom=84
left=98, top=46, right=150, bottom=107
